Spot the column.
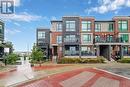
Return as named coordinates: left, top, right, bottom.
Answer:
left=108, top=45, right=111, bottom=61
left=79, top=45, right=81, bottom=58
left=96, top=45, right=100, bottom=57
left=120, top=45, right=124, bottom=58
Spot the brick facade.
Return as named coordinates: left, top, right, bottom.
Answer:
left=37, top=16, right=130, bottom=61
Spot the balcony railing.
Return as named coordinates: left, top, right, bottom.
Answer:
left=123, top=52, right=130, bottom=56
left=65, top=51, right=79, bottom=56
left=81, top=51, right=95, bottom=56
left=64, top=38, right=79, bottom=43
left=94, top=38, right=128, bottom=43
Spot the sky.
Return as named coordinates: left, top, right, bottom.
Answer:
left=0, top=0, right=130, bottom=52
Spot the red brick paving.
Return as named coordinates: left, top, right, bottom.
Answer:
left=19, top=68, right=130, bottom=87
left=0, top=65, right=70, bottom=79
left=33, top=65, right=71, bottom=71
left=0, top=69, right=16, bottom=79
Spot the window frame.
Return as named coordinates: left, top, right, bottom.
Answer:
left=64, top=35, right=76, bottom=42
left=118, top=20, right=128, bottom=32
left=95, top=23, right=101, bottom=32
left=56, top=36, right=62, bottom=43
left=66, top=21, right=75, bottom=31
left=82, top=34, right=91, bottom=43
left=81, top=21, right=91, bottom=31
left=56, top=23, right=62, bottom=32
left=38, top=31, right=45, bottom=39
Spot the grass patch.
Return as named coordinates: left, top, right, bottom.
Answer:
left=117, top=58, right=130, bottom=63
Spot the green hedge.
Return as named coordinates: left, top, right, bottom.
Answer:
left=117, top=58, right=130, bottom=63
left=58, top=57, right=105, bottom=64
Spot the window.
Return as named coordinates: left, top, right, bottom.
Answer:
left=107, top=35, right=113, bottom=42
left=70, top=47, right=76, bottom=51
left=82, top=34, right=91, bottom=43
left=66, top=21, right=75, bottom=31
left=119, top=34, right=129, bottom=42
left=95, top=23, right=101, bottom=32
left=64, top=35, right=76, bottom=42
left=123, top=46, right=129, bottom=56
left=82, top=21, right=91, bottom=31
left=0, top=25, right=2, bottom=33
left=56, top=23, right=62, bottom=31
left=57, top=36, right=62, bottom=43
left=108, top=24, right=114, bottom=32
left=38, top=31, right=45, bottom=39
left=118, top=21, right=128, bottom=32
left=95, top=35, right=100, bottom=42
left=81, top=46, right=93, bottom=56
left=81, top=47, right=90, bottom=52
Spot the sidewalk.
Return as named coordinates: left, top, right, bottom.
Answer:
left=0, top=64, right=72, bottom=87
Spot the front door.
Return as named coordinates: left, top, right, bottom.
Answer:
left=99, top=45, right=110, bottom=60
left=53, top=46, right=58, bottom=56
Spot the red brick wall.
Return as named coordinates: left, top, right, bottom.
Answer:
left=50, top=32, right=62, bottom=44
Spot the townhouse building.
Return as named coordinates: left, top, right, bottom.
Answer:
left=37, top=16, right=130, bottom=61
left=36, top=28, right=50, bottom=59
left=0, top=20, right=4, bottom=59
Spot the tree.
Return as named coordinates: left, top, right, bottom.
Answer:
left=5, top=53, right=20, bottom=65
left=30, top=45, right=45, bottom=66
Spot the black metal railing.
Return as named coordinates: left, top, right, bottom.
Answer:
left=94, top=37, right=128, bottom=43
left=64, top=51, right=79, bottom=56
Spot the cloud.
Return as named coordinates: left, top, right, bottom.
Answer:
left=51, top=16, right=57, bottom=20
left=5, top=28, right=21, bottom=35
left=0, top=12, right=43, bottom=22
left=13, top=0, right=20, bottom=6
left=85, top=0, right=130, bottom=14
left=126, top=0, right=130, bottom=7
left=88, top=0, right=91, bottom=4
left=14, top=22, right=20, bottom=26
left=114, top=11, right=118, bottom=14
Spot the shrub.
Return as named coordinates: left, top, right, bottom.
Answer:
left=117, top=58, right=130, bottom=63
left=58, top=57, right=105, bottom=64
left=5, top=53, right=20, bottom=65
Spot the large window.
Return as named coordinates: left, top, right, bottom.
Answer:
left=123, top=46, right=129, bottom=56
left=95, top=35, right=100, bottom=42
left=66, top=21, right=75, bottom=31
left=106, top=35, right=113, bottom=42
left=0, top=25, right=2, bottom=33
left=82, top=21, right=91, bottom=31
left=81, top=46, right=93, bottom=56
left=108, top=24, right=114, bottom=32
left=119, top=34, right=129, bottom=43
left=57, top=36, right=62, bottom=43
left=65, top=46, right=79, bottom=56
left=118, top=21, right=128, bottom=32
left=38, top=31, right=45, bottom=39
left=70, top=46, right=76, bottom=51
left=56, top=23, right=62, bottom=31
left=95, top=23, right=101, bottom=32
left=82, top=34, right=91, bottom=43
left=64, top=35, right=76, bottom=42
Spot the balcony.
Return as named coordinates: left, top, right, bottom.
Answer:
left=94, top=37, right=128, bottom=43
left=64, top=38, right=79, bottom=43
left=81, top=51, right=95, bottom=56
left=123, top=52, right=130, bottom=56
left=65, top=50, right=79, bottom=56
